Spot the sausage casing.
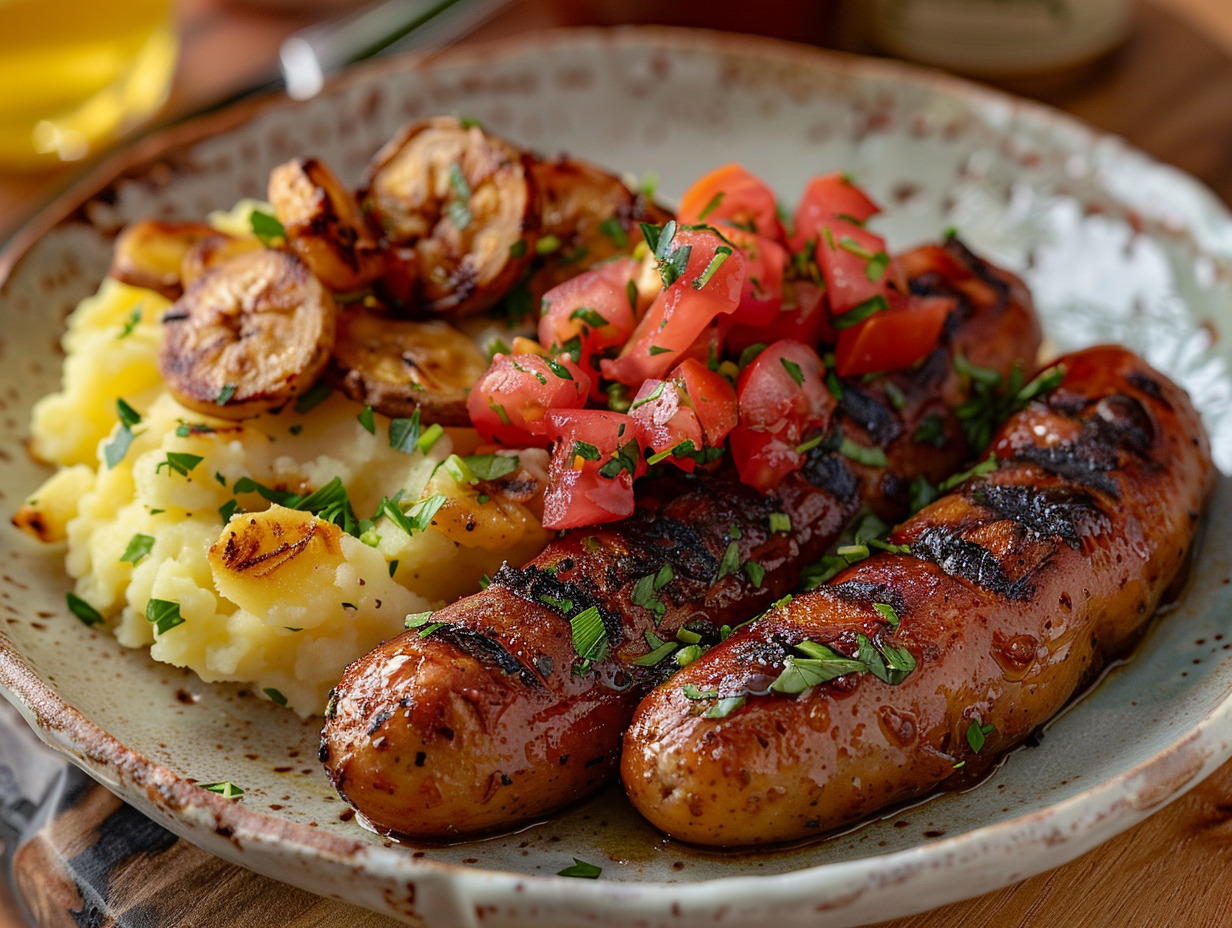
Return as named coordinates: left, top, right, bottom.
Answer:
left=621, top=345, right=1214, bottom=846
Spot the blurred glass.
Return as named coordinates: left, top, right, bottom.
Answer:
left=868, top=0, right=1131, bottom=81
left=0, top=0, right=178, bottom=169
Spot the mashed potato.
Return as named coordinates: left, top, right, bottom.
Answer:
left=20, top=274, right=550, bottom=716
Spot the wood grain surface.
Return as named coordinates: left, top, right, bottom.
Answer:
left=3, top=0, right=1232, bottom=926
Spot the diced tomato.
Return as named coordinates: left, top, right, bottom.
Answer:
left=725, top=278, right=829, bottom=356
left=467, top=353, right=590, bottom=448
left=672, top=358, right=738, bottom=446
left=724, top=227, right=786, bottom=328
left=813, top=217, right=899, bottom=317
left=538, top=258, right=640, bottom=397
left=628, top=358, right=739, bottom=474
left=542, top=409, right=644, bottom=529
left=728, top=340, right=835, bottom=493
left=790, top=173, right=881, bottom=253
left=628, top=379, right=707, bottom=473
left=834, top=293, right=955, bottom=377
left=728, top=428, right=803, bottom=496
left=601, top=226, right=746, bottom=386
left=678, top=163, right=785, bottom=242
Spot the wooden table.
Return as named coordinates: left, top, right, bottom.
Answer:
left=3, top=1, right=1232, bottom=925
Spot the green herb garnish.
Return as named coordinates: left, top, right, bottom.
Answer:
left=119, top=534, right=155, bottom=565
left=66, top=593, right=104, bottom=627
left=146, top=598, right=185, bottom=635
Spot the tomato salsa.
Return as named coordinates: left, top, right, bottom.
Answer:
left=467, top=165, right=956, bottom=529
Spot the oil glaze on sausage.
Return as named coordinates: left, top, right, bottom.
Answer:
left=621, top=346, right=1213, bottom=847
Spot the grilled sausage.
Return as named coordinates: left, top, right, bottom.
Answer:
left=621, top=345, right=1213, bottom=846
left=318, top=239, right=1041, bottom=838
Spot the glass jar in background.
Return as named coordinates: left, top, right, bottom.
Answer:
left=868, top=0, right=1131, bottom=81
left=0, top=0, right=178, bottom=169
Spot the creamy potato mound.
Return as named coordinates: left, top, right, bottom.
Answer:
left=20, top=276, right=550, bottom=715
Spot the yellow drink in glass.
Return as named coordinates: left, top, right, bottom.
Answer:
left=0, top=0, right=178, bottom=168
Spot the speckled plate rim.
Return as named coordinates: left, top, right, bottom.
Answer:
left=2, top=26, right=1232, bottom=927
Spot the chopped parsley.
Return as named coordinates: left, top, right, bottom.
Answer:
left=770, top=633, right=916, bottom=695
left=117, top=305, right=142, bottom=339
left=155, top=452, right=204, bottom=477
left=488, top=398, right=512, bottom=426
left=294, top=381, right=332, bottom=414
left=543, top=357, right=574, bottom=381
left=743, top=560, right=765, bottom=588
left=909, top=475, right=940, bottom=513
left=536, top=233, right=562, bottom=255
left=381, top=494, right=447, bottom=536
left=557, top=858, right=602, bottom=879
left=446, top=164, right=473, bottom=230
left=872, top=602, right=901, bottom=628
left=938, top=453, right=998, bottom=492
left=119, top=534, right=155, bottom=565
left=215, top=384, right=237, bottom=405
left=598, top=216, right=627, bottom=248
left=175, top=421, right=216, bottom=438
left=631, top=630, right=678, bottom=666
left=357, top=405, right=376, bottom=434
left=641, top=220, right=693, bottom=288
left=460, top=453, right=519, bottom=482
left=954, top=357, right=1067, bottom=451
left=200, top=781, right=245, bottom=800
left=833, top=293, right=889, bottom=331
left=249, top=210, right=285, bottom=246
left=769, top=641, right=867, bottom=694
left=263, top=688, right=288, bottom=707
left=697, top=190, right=725, bottom=221
left=780, top=357, right=805, bottom=386
left=630, top=569, right=669, bottom=621
left=66, top=593, right=104, bottom=627
left=389, top=411, right=422, bottom=454
left=103, top=399, right=142, bottom=469
left=570, top=306, right=609, bottom=329
left=736, top=344, right=767, bottom=371
left=913, top=413, right=947, bottom=448
left=557, top=442, right=601, bottom=471
left=146, top=598, right=185, bottom=635
left=715, top=540, right=741, bottom=581
left=630, top=382, right=665, bottom=411
left=405, top=611, right=444, bottom=638
left=597, top=439, right=641, bottom=480
left=966, top=718, right=996, bottom=753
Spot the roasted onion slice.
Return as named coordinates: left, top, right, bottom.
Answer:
left=363, top=116, right=536, bottom=315
left=109, top=219, right=222, bottom=299
left=158, top=250, right=337, bottom=419
left=328, top=306, right=490, bottom=425
left=269, top=156, right=386, bottom=293
left=530, top=154, right=670, bottom=292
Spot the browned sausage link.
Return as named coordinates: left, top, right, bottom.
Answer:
left=621, top=345, right=1214, bottom=847
left=318, top=239, right=1041, bottom=838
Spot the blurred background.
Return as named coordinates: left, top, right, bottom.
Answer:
left=1, top=0, right=1231, bottom=245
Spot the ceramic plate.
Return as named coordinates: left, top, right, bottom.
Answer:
left=3, top=28, right=1232, bottom=928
